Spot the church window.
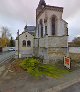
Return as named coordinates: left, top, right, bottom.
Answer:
left=40, top=19, right=43, bottom=37
left=38, top=24, right=39, bottom=37
left=27, top=40, right=31, bottom=47
left=22, top=40, right=26, bottom=47
left=51, top=16, right=56, bottom=35
left=45, top=26, right=47, bottom=35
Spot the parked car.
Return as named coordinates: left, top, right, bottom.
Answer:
left=8, top=48, right=15, bottom=51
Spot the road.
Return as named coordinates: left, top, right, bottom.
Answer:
left=61, top=82, right=80, bottom=92
left=0, top=51, right=15, bottom=64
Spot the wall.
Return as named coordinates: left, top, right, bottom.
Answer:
left=69, top=47, right=80, bottom=62
left=15, top=32, right=34, bottom=56
left=69, top=47, right=80, bottom=53
left=39, top=36, right=68, bottom=48
left=69, top=53, right=80, bottom=62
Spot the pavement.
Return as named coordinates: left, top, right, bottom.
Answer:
left=0, top=64, right=80, bottom=92
left=60, top=82, right=80, bottom=92
left=43, top=68, right=80, bottom=92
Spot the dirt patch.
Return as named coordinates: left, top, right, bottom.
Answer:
left=6, top=59, right=24, bottom=73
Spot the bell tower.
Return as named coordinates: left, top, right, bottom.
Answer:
left=36, top=0, right=46, bottom=16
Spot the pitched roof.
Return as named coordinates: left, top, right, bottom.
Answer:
left=16, top=26, right=36, bottom=40
left=26, top=26, right=36, bottom=32
left=24, top=26, right=36, bottom=36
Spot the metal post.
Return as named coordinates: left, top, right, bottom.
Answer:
left=17, top=29, right=19, bottom=59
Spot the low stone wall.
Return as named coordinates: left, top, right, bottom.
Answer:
left=69, top=47, right=80, bottom=53
left=69, top=53, right=80, bottom=62
left=47, top=47, right=67, bottom=63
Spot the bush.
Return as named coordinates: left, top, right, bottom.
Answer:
left=20, top=58, right=42, bottom=78
left=20, top=58, right=70, bottom=79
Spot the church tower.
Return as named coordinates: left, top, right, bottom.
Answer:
left=36, top=0, right=46, bottom=16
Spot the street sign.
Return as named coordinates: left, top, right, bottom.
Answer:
left=64, top=56, right=71, bottom=69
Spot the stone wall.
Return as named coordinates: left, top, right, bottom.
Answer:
left=48, top=36, right=68, bottom=47
left=34, top=36, right=68, bottom=63
left=47, top=47, right=67, bottom=63
left=69, top=47, right=80, bottom=53
left=35, top=36, right=68, bottom=48
left=33, top=46, right=68, bottom=63
left=69, top=53, right=80, bottom=62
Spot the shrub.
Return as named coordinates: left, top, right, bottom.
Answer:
left=19, top=58, right=42, bottom=78
left=20, top=58, right=70, bottom=79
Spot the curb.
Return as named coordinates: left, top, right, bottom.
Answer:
left=43, top=78, right=80, bottom=92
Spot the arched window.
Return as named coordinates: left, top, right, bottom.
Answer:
left=51, top=16, right=56, bottom=35
left=22, top=40, right=26, bottom=47
left=40, top=19, right=43, bottom=37
left=27, top=40, right=31, bottom=47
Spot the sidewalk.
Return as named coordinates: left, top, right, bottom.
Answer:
left=43, top=69, right=80, bottom=92
left=0, top=66, right=80, bottom=92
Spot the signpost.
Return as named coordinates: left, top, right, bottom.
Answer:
left=64, top=56, right=71, bottom=69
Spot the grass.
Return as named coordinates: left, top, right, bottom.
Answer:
left=19, top=58, right=70, bottom=79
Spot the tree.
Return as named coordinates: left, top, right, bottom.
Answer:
left=72, top=37, right=80, bottom=46
left=1, top=27, right=11, bottom=39
left=0, top=26, right=11, bottom=47
left=9, top=37, right=15, bottom=47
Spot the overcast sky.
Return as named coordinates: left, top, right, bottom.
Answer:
left=0, top=0, right=80, bottom=41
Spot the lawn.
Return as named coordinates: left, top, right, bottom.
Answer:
left=19, top=58, right=70, bottom=79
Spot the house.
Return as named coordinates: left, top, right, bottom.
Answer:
left=15, top=25, right=36, bottom=58
left=34, top=0, right=69, bottom=63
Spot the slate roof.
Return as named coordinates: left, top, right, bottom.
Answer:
left=26, top=26, right=36, bottom=32
left=16, top=26, right=36, bottom=40
left=24, top=25, right=36, bottom=36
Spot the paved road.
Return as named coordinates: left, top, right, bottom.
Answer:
left=61, top=82, right=80, bottom=92
left=0, top=51, right=15, bottom=64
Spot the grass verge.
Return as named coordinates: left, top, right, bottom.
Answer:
left=19, top=58, right=70, bottom=79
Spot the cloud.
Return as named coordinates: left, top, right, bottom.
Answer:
left=46, top=0, right=80, bottom=19
left=0, top=0, right=80, bottom=23
left=66, top=11, right=80, bottom=41
left=0, top=0, right=79, bottom=40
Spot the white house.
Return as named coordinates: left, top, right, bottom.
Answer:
left=15, top=26, right=36, bottom=58
left=34, top=0, right=69, bottom=63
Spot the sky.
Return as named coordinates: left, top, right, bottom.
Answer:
left=0, top=0, right=80, bottom=41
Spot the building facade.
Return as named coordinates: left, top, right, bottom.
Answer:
left=34, top=0, right=69, bottom=63
left=15, top=26, right=35, bottom=58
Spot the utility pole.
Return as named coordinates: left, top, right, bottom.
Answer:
left=17, top=29, right=19, bottom=59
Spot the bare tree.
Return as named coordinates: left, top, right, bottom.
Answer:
left=1, top=26, right=11, bottom=39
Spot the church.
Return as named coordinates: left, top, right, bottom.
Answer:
left=16, top=0, right=69, bottom=63
left=34, top=0, right=69, bottom=63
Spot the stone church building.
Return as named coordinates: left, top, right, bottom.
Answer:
left=16, top=0, right=69, bottom=63
left=34, top=0, right=69, bottom=63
